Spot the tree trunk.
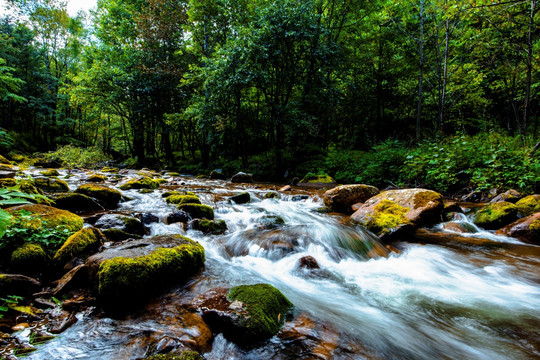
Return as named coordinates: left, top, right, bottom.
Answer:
left=523, top=0, right=537, bottom=136
left=416, top=0, right=425, bottom=143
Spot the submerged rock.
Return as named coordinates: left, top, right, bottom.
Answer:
left=229, top=192, right=250, bottom=204
left=231, top=172, right=253, bottom=183
left=166, top=211, right=190, bottom=224
left=193, top=284, right=293, bottom=344
left=75, top=184, right=122, bottom=209
left=496, top=212, right=540, bottom=244
left=473, top=201, right=518, bottom=230
left=515, top=195, right=540, bottom=217
left=323, top=184, right=379, bottom=213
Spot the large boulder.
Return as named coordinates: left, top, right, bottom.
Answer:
left=75, top=184, right=122, bottom=209
left=350, top=188, right=444, bottom=240
left=229, top=192, right=250, bottom=204
left=119, top=176, right=161, bottom=190
left=94, top=213, right=145, bottom=236
left=10, top=243, right=48, bottom=274
left=52, top=193, right=104, bottom=213
left=34, top=177, right=69, bottom=192
left=297, top=174, right=337, bottom=189
left=53, top=227, right=105, bottom=266
left=7, top=204, right=84, bottom=232
left=166, top=194, right=201, bottom=205
left=515, top=195, right=540, bottom=217
left=231, top=172, right=253, bottom=183
left=323, top=184, right=379, bottom=213
left=192, top=284, right=293, bottom=344
left=86, top=235, right=205, bottom=312
left=496, top=212, right=540, bottom=244
left=189, top=219, right=227, bottom=235
left=177, top=204, right=214, bottom=220
left=490, top=189, right=522, bottom=203
left=0, top=274, right=41, bottom=296
left=473, top=201, right=518, bottom=230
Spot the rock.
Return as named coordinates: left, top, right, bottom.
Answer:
left=52, top=193, right=104, bottom=213
left=0, top=274, right=41, bottom=296
left=10, top=243, right=48, bottom=274
left=0, top=155, right=9, bottom=164
left=297, top=174, right=337, bottom=189
left=0, top=170, right=16, bottom=178
left=0, top=179, right=42, bottom=196
left=231, top=172, right=253, bottom=183
left=279, top=185, right=292, bottom=192
left=441, top=222, right=477, bottom=233
left=49, top=312, right=78, bottom=334
left=210, top=170, right=226, bottom=180
left=263, top=192, right=279, bottom=199
left=166, top=194, right=201, bottom=205
left=515, top=195, right=540, bottom=217
left=7, top=204, right=84, bottom=232
left=87, top=174, right=106, bottom=183
left=94, top=214, right=145, bottom=236
left=40, top=169, right=60, bottom=177
left=461, top=190, right=484, bottom=202
left=291, top=195, right=309, bottom=201
left=490, top=189, right=522, bottom=203
left=257, top=215, right=285, bottom=229
left=86, top=234, right=205, bottom=312
left=138, top=213, right=160, bottom=225
left=51, top=264, right=88, bottom=297
left=189, top=219, right=227, bottom=235
left=323, top=184, right=380, bottom=213
left=102, top=229, right=142, bottom=242
left=119, top=176, right=161, bottom=190
left=473, top=201, right=518, bottom=230
left=33, top=177, right=69, bottom=192
left=229, top=192, right=250, bottom=204
left=75, top=184, right=122, bottom=209
left=177, top=204, right=214, bottom=220
left=143, top=351, right=205, bottom=360
left=101, top=167, right=119, bottom=174
left=166, top=211, right=190, bottom=224
left=496, top=212, right=540, bottom=244
left=296, top=256, right=320, bottom=270
left=192, top=284, right=293, bottom=344
left=53, top=227, right=104, bottom=266
left=350, top=188, right=444, bottom=240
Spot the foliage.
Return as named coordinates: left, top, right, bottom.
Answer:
left=0, top=186, right=50, bottom=238
left=42, top=145, right=111, bottom=169
left=0, top=295, right=23, bottom=319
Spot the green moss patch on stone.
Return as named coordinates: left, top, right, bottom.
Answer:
left=75, top=184, right=122, bottom=208
left=88, top=174, right=107, bottom=183
left=228, top=283, right=293, bottom=342
left=34, top=177, right=69, bottom=192
left=53, top=192, right=103, bottom=213
left=192, top=219, right=227, bottom=234
left=40, top=169, right=60, bottom=177
left=119, top=177, right=161, bottom=190
left=165, top=172, right=180, bottom=177
left=516, top=195, right=540, bottom=217
left=7, top=204, right=84, bottom=232
left=364, top=199, right=410, bottom=236
left=299, top=174, right=335, bottom=184
left=166, top=194, right=201, bottom=205
left=101, top=167, right=119, bottom=173
left=53, top=227, right=104, bottom=265
left=413, top=191, right=443, bottom=209
left=473, top=201, right=518, bottom=230
left=102, top=228, right=142, bottom=242
left=0, top=154, right=10, bottom=164
left=177, top=204, right=214, bottom=220
left=230, top=192, right=250, bottom=204
left=11, top=243, right=48, bottom=271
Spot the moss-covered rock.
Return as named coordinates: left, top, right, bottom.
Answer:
left=165, top=172, right=180, bottom=177
left=7, top=204, right=84, bottom=232
left=87, top=235, right=205, bottom=312
left=515, top=195, right=540, bottom=217
left=263, top=192, right=279, bottom=199
left=53, top=227, right=104, bottom=265
left=490, top=189, right=522, bottom=203
left=231, top=172, right=253, bottom=183
left=473, top=201, right=518, bottom=230
left=162, top=190, right=182, bottom=198
left=0, top=177, right=16, bottom=187
left=119, top=177, right=161, bottom=190
left=143, top=351, right=204, bottom=360
left=75, top=184, right=122, bottom=209
left=210, top=170, right=226, bottom=180
left=298, top=174, right=337, bottom=189
left=178, top=204, right=214, bottom=220
left=194, top=284, right=293, bottom=344
left=0, top=154, right=10, bottom=164
left=87, top=174, right=106, bottom=183
left=496, top=212, right=540, bottom=244
left=34, top=177, right=69, bottom=192
left=94, top=214, right=145, bottom=236
left=229, top=192, right=250, bottom=204
left=101, top=167, right=119, bottom=173
left=0, top=178, right=44, bottom=201
left=350, top=188, right=444, bottom=240
left=190, top=219, right=227, bottom=234
left=102, top=228, right=142, bottom=242
left=10, top=243, right=48, bottom=272
left=323, top=184, right=380, bottom=213
left=40, top=169, right=60, bottom=177
left=166, top=194, right=201, bottom=205
left=52, top=192, right=104, bottom=213
left=0, top=274, right=41, bottom=296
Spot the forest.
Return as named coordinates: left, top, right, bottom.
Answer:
left=0, top=0, right=539, bottom=194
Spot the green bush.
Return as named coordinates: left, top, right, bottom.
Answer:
left=43, top=145, right=110, bottom=169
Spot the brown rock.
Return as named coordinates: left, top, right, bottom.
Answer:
left=279, top=185, right=292, bottom=192
left=323, top=184, right=379, bottom=213
left=490, top=189, right=522, bottom=203
left=496, top=212, right=540, bottom=244
left=297, top=256, right=320, bottom=270
left=0, top=274, right=41, bottom=297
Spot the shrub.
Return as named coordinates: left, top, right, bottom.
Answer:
left=42, top=145, right=110, bottom=169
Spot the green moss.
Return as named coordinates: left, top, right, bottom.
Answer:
left=299, top=173, right=335, bottom=184
left=194, top=219, right=227, bottom=234
left=529, top=219, right=540, bottom=232
left=40, top=169, right=60, bottom=177
left=165, top=172, right=180, bottom=177
left=155, top=178, right=168, bottom=184
left=102, top=228, right=142, bottom=242
left=228, top=283, right=293, bottom=341
left=101, top=167, right=119, bottom=173
left=88, top=174, right=106, bottom=182
left=53, top=227, right=104, bottom=265
left=34, top=177, right=69, bottom=192
left=516, top=195, right=540, bottom=217
left=75, top=184, right=122, bottom=208
left=177, top=204, right=214, bottom=220
left=143, top=351, right=204, bottom=360
left=0, top=178, right=16, bottom=187
left=162, top=190, right=182, bottom=198
left=166, top=194, right=201, bottom=205
left=119, top=177, right=161, bottom=190
left=0, top=154, right=10, bottom=164
left=263, top=192, right=279, bottom=199
left=473, top=201, right=518, bottom=230
left=7, top=204, right=84, bottom=232
left=413, top=191, right=443, bottom=208
left=364, top=199, right=410, bottom=236
left=11, top=243, right=48, bottom=270
left=97, top=235, right=205, bottom=308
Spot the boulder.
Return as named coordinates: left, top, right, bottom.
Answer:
left=138, top=213, right=160, bottom=225
left=229, top=192, right=250, bottom=204
left=189, top=219, right=227, bottom=235
left=350, top=188, right=444, bottom=240
left=10, top=243, right=48, bottom=274
left=53, top=227, right=104, bottom=266
left=40, top=169, right=60, bottom=177
left=515, top=195, right=540, bottom=217
left=119, top=176, right=161, bottom=190
left=297, top=174, right=336, bottom=189
left=210, top=170, right=226, bottom=180
left=166, top=211, right=190, bottom=224
left=7, top=204, right=84, bottom=232
left=86, top=235, right=205, bottom=312
left=166, top=194, right=201, bottom=205
left=33, top=177, right=69, bottom=192
left=102, top=229, right=142, bottom=242
left=473, top=201, right=518, bottom=230
left=75, top=184, right=122, bottom=209
left=192, top=284, right=293, bottom=344
left=231, top=172, right=253, bottom=183
left=279, top=185, right=292, bottom=192
left=94, top=214, right=145, bottom=236
left=323, top=184, right=379, bottom=213
left=52, top=193, right=104, bottom=213
left=490, top=189, right=522, bottom=203
left=87, top=174, right=106, bottom=183
left=178, top=204, right=214, bottom=220
left=0, top=274, right=41, bottom=296
left=496, top=212, right=540, bottom=244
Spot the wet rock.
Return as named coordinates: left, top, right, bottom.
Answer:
left=95, top=213, right=146, bottom=236
left=166, top=194, right=201, bottom=205
left=10, top=243, right=48, bottom=274
left=177, top=204, right=214, bottom=220
left=189, top=219, right=227, bottom=235
left=102, top=229, right=142, bottom=242
left=49, top=312, right=78, bottom=334
left=297, top=174, right=337, bottom=189
left=323, top=184, right=380, bottom=213
left=297, top=256, right=320, bottom=270
left=192, top=284, right=293, bottom=344
left=86, top=235, right=205, bottom=313
left=119, top=176, right=161, bottom=190
left=61, top=295, right=95, bottom=312
left=257, top=215, right=285, bottom=229
left=210, top=170, right=226, bottom=180
left=87, top=174, right=106, bottom=183
left=0, top=170, right=16, bottom=178
left=231, top=172, right=253, bottom=183
left=229, top=192, right=250, bottom=204
left=490, top=189, right=522, bottom=203
left=515, top=195, right=540, bottom=217
left=40, top=169, right=60, bottom=177
left=33, top=177, right=69, bottom=192
left=53, top=227, right=104, bottom=266
left=166, top=211, right=190, bottom=224
left=496, top=212, right=540, bottom=244
left=75, top=184, right=122, bottom=209
left=263, top=192, right=279, bottom=199
left=473, top=201, right=518, bottom=230
left=291, top=195, right=309, bottom=201
left=441, top=222, right=477, bottom=233
left=279, top=185, right=292, bottom=192
left=138, top=213, right=160, bottom=225
left=350, top=188, right=444, bottom=240
left=0, top=274, right=41, bottom=296
left=143, top=351, right=205, bottom=360
left=52, top=192, right=104, bottom=213
left=461, top=190, right=484, bottom=202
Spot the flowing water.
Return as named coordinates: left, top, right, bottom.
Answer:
left=22, top=171, right=540, bottom=359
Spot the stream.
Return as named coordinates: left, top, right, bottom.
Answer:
left=20, top=170, right=540, bottom=359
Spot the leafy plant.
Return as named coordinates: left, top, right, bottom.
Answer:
left=42, top=145, right=111, bottom=169
left=0, top=186, right=50, bottom=238
left=0, top=295, right=23, bottom=319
